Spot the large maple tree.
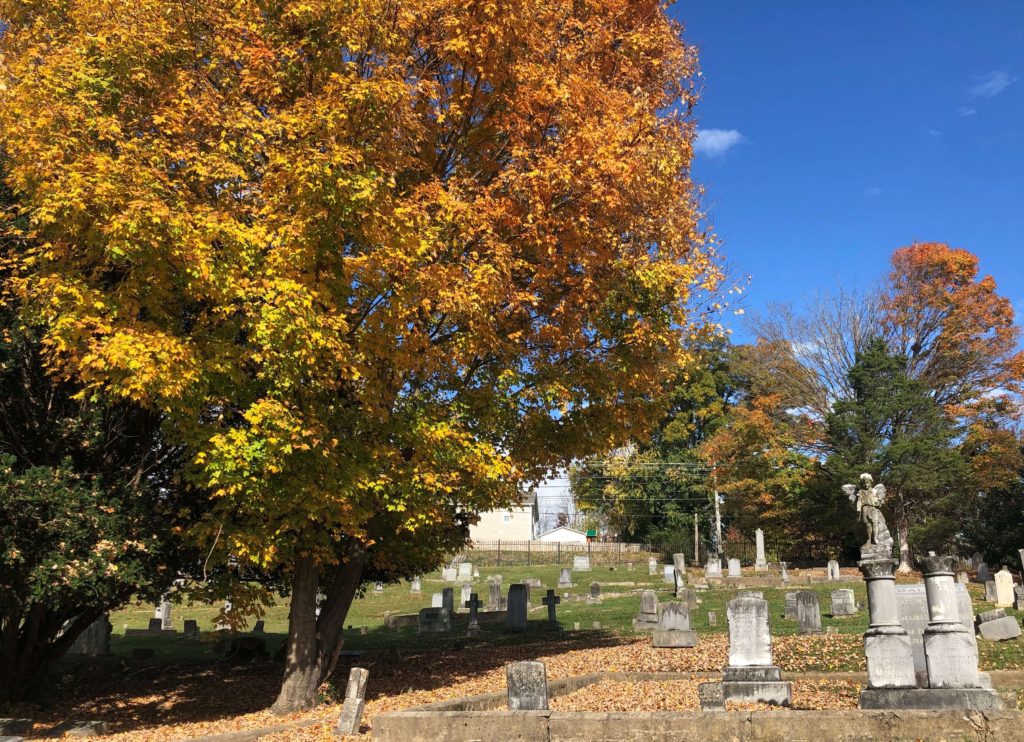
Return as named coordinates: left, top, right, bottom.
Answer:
left=0, top=0, right=719, bottom=710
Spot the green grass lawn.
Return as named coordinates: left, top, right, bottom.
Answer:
left=102, top=564, right=1024, bottom=667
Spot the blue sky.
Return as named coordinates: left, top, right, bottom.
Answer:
left=673, top=2, right=1024, bottom=341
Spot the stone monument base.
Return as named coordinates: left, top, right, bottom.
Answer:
left=721, top=666, right=791, bottom=706
left=859, top=687, right=1003, bottom=711
left=860, top=544, right=892, bottom=561
left=632, top=618, right=659, bottom=632
left=652, top=629, right=697, bottom=648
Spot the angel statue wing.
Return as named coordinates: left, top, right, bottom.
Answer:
left=872, top=483, right=886, bottom=506
left=841, top=484, right=857, bottom=503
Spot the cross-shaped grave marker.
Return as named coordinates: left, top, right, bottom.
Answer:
left=465, top=592, right=482, bottom=636
left=542, top=589, right=561, bottom=625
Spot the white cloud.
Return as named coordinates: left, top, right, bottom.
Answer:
left=969, top=70, right=1017, bottom=99
left=927, top=129, right=942, bottom=139
left=694, top=128, right=745, bottom=157
left=958, top=106, right=977, bottom=117
left=864, top=186, right=883, bottom=197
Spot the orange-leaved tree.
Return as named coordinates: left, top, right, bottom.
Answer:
left=0, top=0, right=719, bottom=710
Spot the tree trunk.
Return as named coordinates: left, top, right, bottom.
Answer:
left=271, top=543, right=366, bottom=714
left=896, top=516, right=912, bottom=573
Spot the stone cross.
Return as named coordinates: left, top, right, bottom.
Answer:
left=542, top=589, right=561, bottom=625
left=465, top=592, right=482, bottom=635
left=335, top=667, right=369, bottom=736
left=507, top=661, right=548, bottom=710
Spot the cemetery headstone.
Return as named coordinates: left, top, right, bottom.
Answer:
left=784, top=592, right=798, bottom=620
left=652, top=601, right=697, bottom=647
left=697, top=682, right=725, bottom=711
left=460, top=583, right=472, bottom=611
left=1014, top=585, right=1024, bottom=611
left=442, top=587, right=455, bottom=614
left=431, top=592, right=443, bottom=608
left=957, top=572, right=969, bottom=584
left=335, top=667, right=369, bottom=736
left=722, top=595, right=791, bottom=705
left=796, top=591, right=823, bottom=634
left=648, top=557, right=658, bottom=575
left=972, top=552, right=984, bottom=570
left=831, top=589, right=856, bottom=616
left=417, top=607, right=451, bottom=634
left=977, top=562, right=990, bottom=584
left=994, top=567, right=1014, bottom=608
left=183, top=619, right=199, bottom=637
left=672, top=553, right=686, bottom=578
left=662, top=565, right=675, bottom=584
left=985, top=581, right=997, bottom=603
left=507, top=661, right=548, bottom=710
left=506, top=584, right=528, bottom=630
left=252, top=620, right=265, bottom=633
left=827, top=560, right=840, bottom=581
left=442, top=566, right=457, bottom=582
left=473, top=567, right=480, bottom=579
left=705, top=558, right=722, bottom=579
left=738, top=590, right=763, bottom=599
left=458, top=562, right=473, bottom=579
left=159, top=597, right=173, bottom=631
left=465, top=593, right=482, bottom=636
left=67, top=615, right=112, bottom=656
left=488, top=581, right=506, bottom=611
left=558, top=568, right=573, bottom=587
left=147, top=618, right=162, bottom=632
left=410, top=576, right=421, bottom=593
left=633, top=590, right=660, bottom=631
left=780, top=561, right=789, bottom=583
left=895, top=582, right=974, bottom=687
left=542, top=589, right=561, bottom=627
left=707, top=611, right=717, bottom=626
left=976, top=608, right=1021, bottom=641
left=727, top=558, right=741, bottom=578
left=373, top=582, right=384, bottom=594
left=573, top=555, right=591, bottom=572
left=588, top=581, right=601, bottom=603
left=754, top=528, right=768, bottom=572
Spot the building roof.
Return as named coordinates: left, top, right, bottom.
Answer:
left=538, top=525, right=587, bottom=538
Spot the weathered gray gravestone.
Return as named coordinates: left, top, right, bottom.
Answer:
left=697, top=682, right=725, bottom=711
left=831, top=589, right=856, bottom=616
left=705, top=558, right=722, bottom=579
left=858, top=559, right=916, bottom=695
left=458, top=562, right=473, bottom=579
left=754, top=529, right=768, bottom=572
left=183, top=619, right=199, bottom=637
left=442, top=566, right=457, bottom=582
left=442, top=587, right=455, bottom=614
left=784, top=592, right=798, bottom=620
left=1015, top=585, right=1024, bottom=611
left=67, top=615, right=112, bottom=656
left=542, top=589, right=561, bottom=627
left=796, top=591, right=823, bottom=634
left=431, top=592, right=443, bottom=608
left=652, top=601, right=697, bottom=648
left=147, top=618, right=162, bottom=632
left=827, top=560, right=840, bottom=581
left=460, top=583, right=472, bottom=612
left=780, top=561, right=789, bottom=583
left=662, top=564, right=675, bottom=584
left=895, top=582, right=974, bottom=687
left=252, top=620, right=265, bottom=633
left=573, top=555, right=591, bottom=571
left=558, top=568, right=573, bottom=587
left=976, top=608, right=1021, bottom=641
left=588, top=582, right=601, bottom=603
left=977, top=562, right=990, bottom=584
left=1018, top=549, right=1024, bottom=575
left=727, top=558, right=741, bottom=578
left=673, top=553, right=686, bottom=577
left=985, top=580, right=997, bottom=603
left=707, top=611, right=717, bottom=626
left=335, top=667, right=369, bottom=736
left=465, top=593, right=482, bottom=636
left=633, top=590, right=659, bottom=631
left=994, top=568, right=1014, bottom=607
left=488, top=581, right=505, bottom=611
left=721, top=595, right=791, bottom=705
left=679, top=587, right=699, bottom=609
left=158, top=597, right=172, bottom=631
left=410, top=576, right=422, bottom=593
left=507, top=661, right=548, bottom=710
left=506, top=584, right=528, bottom=630
left=673, top=568, right=685, bottom=597
left=738, top=590, right=763, bottom=599
left=417, top=607, right=451, bottom=634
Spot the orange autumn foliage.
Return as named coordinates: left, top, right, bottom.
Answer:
left=0, top=0, right=720, bottom=574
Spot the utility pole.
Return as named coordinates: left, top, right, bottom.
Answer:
left=712, top=463, right=722, bottom=559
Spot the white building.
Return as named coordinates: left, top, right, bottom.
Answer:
left=535, top=526, right=588, bottom=544
left=468, top=493, right=538, bottom=542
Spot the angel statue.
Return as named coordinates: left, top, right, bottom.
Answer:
left=842, top=473, right=894, bottom=560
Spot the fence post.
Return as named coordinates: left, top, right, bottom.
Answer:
left=527, top=539, right=531, bottom=567
left=497, top=540, right=501, bottom=567
left=557, top=542, right=561, bottom=565
left=588, top=540, right=592, bottom=564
